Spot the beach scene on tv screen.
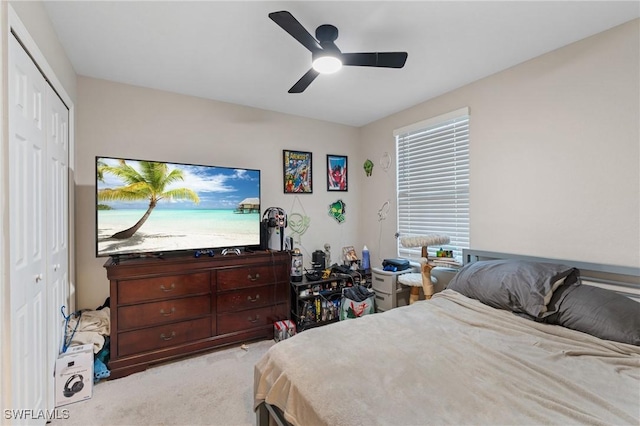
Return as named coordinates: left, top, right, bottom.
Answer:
left=96, top=157, right=261, bottom=256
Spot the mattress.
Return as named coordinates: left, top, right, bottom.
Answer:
left=254, top=290, right=640, bottom=425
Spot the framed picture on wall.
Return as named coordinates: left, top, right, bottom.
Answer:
left=327, top=154, right=348, bottom=191
left=283, top=150, right=313, bottom=193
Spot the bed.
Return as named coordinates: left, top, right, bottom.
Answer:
left=254, top=250, right=640, bottom=426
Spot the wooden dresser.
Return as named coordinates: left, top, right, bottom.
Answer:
left=104, top=251, right=290, bottom=379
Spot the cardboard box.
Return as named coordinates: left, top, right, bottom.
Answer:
left=273, top=320, right=296, bottom=342
left=55, top=344, right=93, bottom=407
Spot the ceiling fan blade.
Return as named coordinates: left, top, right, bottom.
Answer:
left=288, top=69, right=320, bottom=93
left=269, top=11, right=322, bottom=53
left=341, top=52, right=408, bottom=68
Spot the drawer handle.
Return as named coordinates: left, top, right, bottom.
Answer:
left=160, top=331, right=176, bottom=341
left=160, top=307, right=176, bottom=316
left=248, top=315, right=260, bottom=324
left=247, top=295, right=260, bottom=303
left=160, top=283, right=176, bottom=292
left=247, top=273, right=260, bottom=282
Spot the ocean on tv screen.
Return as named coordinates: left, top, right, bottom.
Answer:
left=96, top=157, right=261, bottom=256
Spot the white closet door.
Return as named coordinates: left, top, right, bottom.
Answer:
left=9, top=33, right=48, bottom=418
left=46, top=86, right=69, bottom=411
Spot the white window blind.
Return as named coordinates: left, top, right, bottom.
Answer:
left=395, top=108, right=470, bottom=261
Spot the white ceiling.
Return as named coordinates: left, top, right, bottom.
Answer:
left=42, top=1, right=639, bottom=127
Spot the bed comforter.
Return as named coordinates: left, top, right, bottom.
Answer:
left=254, top=290, right=640, bottom=425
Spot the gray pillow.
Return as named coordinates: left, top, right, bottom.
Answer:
left=544, top=284, right=640, bottom=346
left=448, top=260, right=579, bottom=318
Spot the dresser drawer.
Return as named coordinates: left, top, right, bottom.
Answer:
left=217, top=264, right=288, bottom=291
left=217, top=284, right=287, bottom=313
left=217, top=304, right=288, bottom=335
left=118, top=317, right=211, bottom=357
left=118, top=295, right=211, bottom=330
left=117, top=272, right=210, bottom=305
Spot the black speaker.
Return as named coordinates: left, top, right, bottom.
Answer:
left=260, top=220, right=269, bottom=251
left=63, top=374, right=84, bottom=398
left=312, top=250, right=326, bottom=270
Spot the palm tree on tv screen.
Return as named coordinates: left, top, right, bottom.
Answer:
left=98, top=159, right=200, bottom=239
left=96, top=159, right=107, bottom=182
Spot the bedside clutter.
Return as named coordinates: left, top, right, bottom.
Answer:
left=372, top=264, right=459, bottom=312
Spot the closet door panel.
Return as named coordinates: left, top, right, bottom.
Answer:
left=9, top=33, right=48, bottom=415
left=47, top=87, right=69, bottom=326
left=46, top=86, right=70, bottom=410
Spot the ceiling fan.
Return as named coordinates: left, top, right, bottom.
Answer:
left=269, top=11, right=408, bottom=93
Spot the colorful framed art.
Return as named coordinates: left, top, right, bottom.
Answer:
left=283, top=150, right=312, bottom=193
left=327, top=154, right=348, bottom=191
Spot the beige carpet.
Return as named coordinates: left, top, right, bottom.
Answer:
left=51, top=339, right=275, bottom=426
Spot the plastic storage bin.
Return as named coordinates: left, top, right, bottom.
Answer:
left=371, top=267, right=412, bottom=312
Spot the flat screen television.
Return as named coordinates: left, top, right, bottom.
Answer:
left=96, top=156, right=261, bottom=258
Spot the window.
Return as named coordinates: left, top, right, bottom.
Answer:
left=394, top=107, right=469, bottom=261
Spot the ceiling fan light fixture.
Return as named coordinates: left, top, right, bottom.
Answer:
left=312, top=55, right=342, bottom=74
left=269, top=11, right=407, bottom=92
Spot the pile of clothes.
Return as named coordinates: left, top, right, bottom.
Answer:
left=64, top=298, right=111, bottom=383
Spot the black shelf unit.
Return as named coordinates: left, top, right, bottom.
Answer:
left=290, top=270, right=371, bottom=331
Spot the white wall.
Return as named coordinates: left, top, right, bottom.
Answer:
left=8, top=1, right=76, bottom=102
left=8, top=3, right=639, bottom=312
left=359, top=19, right=640, bottom=269
left=75, top=77, right=360, bottom=309
left=72, top=18, right=640, bottom=309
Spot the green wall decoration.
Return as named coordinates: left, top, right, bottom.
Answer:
left=363, top=159, right=374, bottom=176
left=329, top=199, right=346, bottom=223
